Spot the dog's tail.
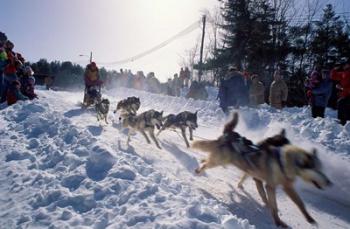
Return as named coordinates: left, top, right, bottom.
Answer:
left=192, top=139, right=219, bottom=153
left=223, top=112, right=238, bottom=134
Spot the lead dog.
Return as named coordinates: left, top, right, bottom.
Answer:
left=95, top=98, right=110, bottom=124
left=192, top=113, right=332, bottom=227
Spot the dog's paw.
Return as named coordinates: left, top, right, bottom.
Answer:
left=307, top=216, right=317, bottom=225
left=237, top=184, right=244, bottom=190
left=275, top=220, right=288, bottom=228
left=195, top=168, right=201, bottom=174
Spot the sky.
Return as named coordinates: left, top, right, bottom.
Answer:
left=0, top=0, right=217, bottom=82
left=1, top=0, right=349, bottom=82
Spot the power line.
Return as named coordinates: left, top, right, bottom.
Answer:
left=97, top=20, right=200, bottom=66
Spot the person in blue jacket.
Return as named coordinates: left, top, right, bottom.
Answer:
left=308, top=66, right=333, bottom=118
left=218, top=66, right=249, bottom=113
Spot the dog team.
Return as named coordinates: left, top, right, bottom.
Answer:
left=95, top=96, right=332, bottom=228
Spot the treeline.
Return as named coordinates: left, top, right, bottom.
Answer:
left=204, top=1, right=350, bottom=106
left=30, top=59, right=112, bottom=88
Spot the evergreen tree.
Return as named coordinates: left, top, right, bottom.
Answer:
left=212, top=0, right=289, bottom=78
left=311, top=4, right=350, bottom=65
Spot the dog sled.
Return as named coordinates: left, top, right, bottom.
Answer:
left=82, top=85, right=102, bottom=108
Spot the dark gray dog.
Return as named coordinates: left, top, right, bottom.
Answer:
left=114, top=96, right=141, bottom=120
left=96, top=98, right=110, bottom=124
left=157, top=111, right=198, bottom=148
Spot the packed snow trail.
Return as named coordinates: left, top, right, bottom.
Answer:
left=0, top=87, right=349, bottom=229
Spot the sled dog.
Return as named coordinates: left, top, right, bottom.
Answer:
left=122, top=109, right=163, bottom=149
left=95, top=98, right=110, bottom=124
left=157, top=111, right=198, bottom=148
left=192, top=113, right=332, bottom=227
left=114, top=96, right=141, bottom=120
left=237, top=128, right=290, bottom=188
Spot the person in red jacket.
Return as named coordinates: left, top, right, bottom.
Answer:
left=83, top=62, right=103, bottom=106
left=331, top=60, right=350, bottom=125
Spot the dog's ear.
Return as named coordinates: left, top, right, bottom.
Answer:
left=280, top=129, right=286, bottom=137
left=160, top=110, right=163, bottom=115
left=195, top=110, right=198, bottom=116
left=311, top=148, right=317, bottom=157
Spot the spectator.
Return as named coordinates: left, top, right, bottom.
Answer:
left=6, top=80, right=28, bottom=105
left=1, top=40, right=22, bottom=103
left=20, top=66, right=38, bottom=100
left=133, top=71, right=145, bottom=90
left=183, top=67, right=191, bottom=87
left=44, top=75, right=54, bottom=90
left=269, top=70, right=288, bottom=109
left=306, top=64, right=332, bottom=118
left=331, top=60, right=350, bottom=125
left=218, top=66, right=249, bottom=113
left=146, top=72, right=161, bottom=94
left=166, top=78, right=173, bottom=96
left=179, top=68, right=185, bottom=88
left=0, top=41, right=8, bottom=99
left=173, top=73, right=181, bottom=97
left=186, top=80, right=208, bottom=100
left=249, top=74, right=265, bottom=106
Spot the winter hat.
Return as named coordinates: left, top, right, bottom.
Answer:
left=24, top=66, right=34, bottom=76
left=28, top=76, right=36, bottom=85
left=5, top=40, right=14, bottom=49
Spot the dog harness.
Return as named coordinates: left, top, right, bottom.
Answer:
left=221, top=132, right=260, bottom=169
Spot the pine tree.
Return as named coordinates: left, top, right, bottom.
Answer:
left=218, top=0, right=252, bottom=70
left=311, top=4, right=350, bottom=65
left=212, top=0, right=289, bottom=77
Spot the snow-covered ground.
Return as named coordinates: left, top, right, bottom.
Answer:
left=0, top=87, right=349, bottom=229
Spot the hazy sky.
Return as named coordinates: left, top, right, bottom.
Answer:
left=1, top=0, right=217, bottom=81
left=1, top=0, right=349, bottom=82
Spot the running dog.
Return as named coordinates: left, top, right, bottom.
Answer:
left=114, top=96, right=141, bottom=120
left=157, top=111, right=198, bottom=148
left=95, top=98, right=110, bottom=124
left=122, top=109, right=163, bottom=149
left=237, top=129, right=290, bottom=188
left=192, top=113, right=332, bottom=227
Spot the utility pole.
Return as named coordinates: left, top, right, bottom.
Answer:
left=198, top=15, right=206, bottom=82
left=90, top=51, right=93, bottom=63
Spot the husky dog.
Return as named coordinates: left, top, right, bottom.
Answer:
left=95, top=98, right=110, bottom=124
left=122, top=109, right=163, bottom=149
left=157, top=111, right=198, bottom=148
left=192, top=113, right=332, bottom=227
left=114, top=96, right=141, bottom=120
left=237, top=129, right=290, bottom=188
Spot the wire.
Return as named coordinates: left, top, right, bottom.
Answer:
left=97, top=20, right=200, bottom=66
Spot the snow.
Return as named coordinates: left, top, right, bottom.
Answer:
left=0, top=86, right=349, bottom=229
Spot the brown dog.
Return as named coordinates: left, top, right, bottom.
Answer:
left=192, top=113, right=332, bottom=227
